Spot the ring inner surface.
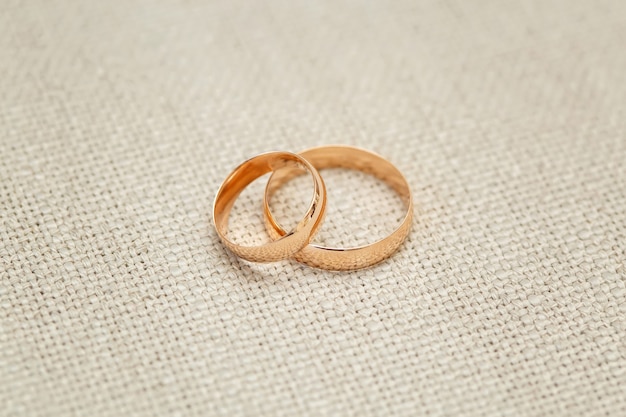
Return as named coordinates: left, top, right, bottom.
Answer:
left=216, top=154, right=315, bottom=247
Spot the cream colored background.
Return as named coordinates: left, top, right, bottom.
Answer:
left=1, top=1, right=625, bottom=416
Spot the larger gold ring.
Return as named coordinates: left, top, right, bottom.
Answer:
left=213, top=151, right=326, bottom=263
left=264, top=145, right=413, bottom=270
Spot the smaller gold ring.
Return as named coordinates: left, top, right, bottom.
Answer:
left=264, top=145, right=413, bottom=270
left=213, top=151, right=326, bottom=263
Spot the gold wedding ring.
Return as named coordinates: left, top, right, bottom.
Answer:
left=263, top=145, right=413, bottom=270
left=213, top=151, right=326, bottom=263
left=213, top=146, right=412, bottom=270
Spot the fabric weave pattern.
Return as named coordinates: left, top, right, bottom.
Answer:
left=1, top=1, right=625, bottom=416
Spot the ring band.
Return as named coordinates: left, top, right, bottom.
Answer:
left=213, top=151, right=327, bottom=263
left=264, top=145, right=413, bottom=270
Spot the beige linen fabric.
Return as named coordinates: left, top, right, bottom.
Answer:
left=1, top=1, right=626, bottom=416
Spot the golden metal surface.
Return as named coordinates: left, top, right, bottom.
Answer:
left=213, top=152, right=326, bottom=263
left=264, top=145, right=413, bottom=270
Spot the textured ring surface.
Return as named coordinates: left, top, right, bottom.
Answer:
left=264, top=145, right=413, bottom=270
left=213, top=151, right=326, bottom=263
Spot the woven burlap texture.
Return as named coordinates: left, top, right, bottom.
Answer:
left=1, top=1, right=625, bottom=416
